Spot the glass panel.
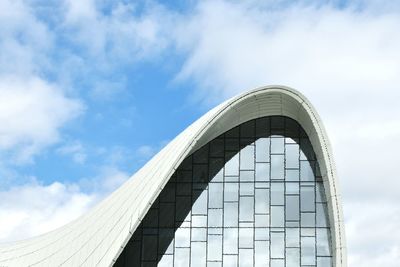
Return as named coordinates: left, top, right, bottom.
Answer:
left=210, top=138, right=224, bottom=158
left=175, top=227, right=190, bottom=247
left=209, top=183, right=223, bottom=208
left=223, top=255, right=237, bottom=267
left=226, top=126, right=239, bottom=138
left=239, top=249, right=254, bottom=266
left=255, top=163, right=270, bottom=181
left=240, top=182, right=254, bottom=196
left=191, top=242, right=206, bottom=267
left=225, top=153, right=239, bottom=176
left=224, top=202, right=238, bottom=227
left=286, top=248, right=300, bottom=267
left=271, top=206, right=284, bottom=227
left=208, top=209, right=223, bottom=227
left=317, top=228, right=331, bottom=256
left=317, top=257, right=332, bottom=267
left=191, top=228, right=206, bottom=242
left=160, top=183, right=175, bottom=202
left=300, top=138, right=315, bottom=160
left=301, top=236, right=316, bottom=265
left=271, top=182, right=284, bottom=205
left=193, top=165, right=207, bottom=183
left=240, top=120, right=255, bottom=137
left=192, top=191, right=207, bottom=215
left=256, top=117, right=269, bottom=137
left=286, top=169, right=299, bottom=181
left=301, top=186, right=315, bottom=212
left=174, top=248, right=190, bottom=266
left=255, top=188, right=269, bottom=214
left=285, top=182, right=299, bottom=194
left=239, top=228, right=253, bottom=248
left=223, top=228, right=238, bottom=254
left=255, top=138, right=269, bottom=162
left=302, top=227, right=315, bottom=237
left=192, top=215, right=207, bottom=228
left=316, top=182, right=327, bottom=202
left=255, top=240, right=269, bottom=267
left=317, top=203, right=329, bottom=227
left=255, top=228, right=269, bottom=241
left=194, top=146, right=209, bottom=164
left=285, top=144, right=299, bottom=168
left=271, top=116, right=284, bottom=130
left=271, top=259, right=284, bottom=267
left=300, top=161, right=314, bottom=181
left=285, top=195, right=299, bottom=221
left=255, top=214, right=269, bottom=227
left=177, top=182, right=191, bottom=196
left=271, top=138, right=284, bottom=154
left=239, top=197, right=254, bottom=222
left=225, top=138, right=239, bottom=151
left=286, top=228, right=299, bottom=247
left=208, top=261, right=222, bottom=267
left=271, top=232, right=284, bottom=258
left=159, top=203, right=175, bottom=227
left=240, top=145, right=254, bottom=170
left=158, top=254, right=173, bottom=267
left=224, top=182, right=238, bottom=201
left=301, top=213, right=316, bottom=227
left=240, top=170, right=254, bottom=182
left=271, top=155, right=284, bottom=180
left=210, top=161, right=224, bottom=182
left=208, top=235, right=222, bottom=261
left=142, top=235, right=157, bottom=261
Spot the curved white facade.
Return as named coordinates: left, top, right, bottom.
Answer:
left=0, top=86, right=346, bottom=266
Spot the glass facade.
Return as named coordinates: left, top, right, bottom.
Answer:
left=114, top=116, right=332, bottom=267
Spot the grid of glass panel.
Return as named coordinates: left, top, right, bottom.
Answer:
left=114, top=116, right=333, bottom=267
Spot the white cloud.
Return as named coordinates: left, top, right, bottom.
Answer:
left=56, top=141, right=87, bottom=164
left=0, top=76, right=83, bottom=164
left=172, top=0, right=400, bottom=265
left=61, top=0, right=175, bottom=64
left=0, top=0, right=53, bottom=76
left=0, top=0, right=84, bottom=164
left=136, top=145, right=156, bottom=158
left=0, top=169, right=129, bottom=243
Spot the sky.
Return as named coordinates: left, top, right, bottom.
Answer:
left=0, top=0, right=399, bottom=265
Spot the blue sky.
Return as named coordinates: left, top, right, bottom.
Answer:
left=0, top=0, right=400, bottom=266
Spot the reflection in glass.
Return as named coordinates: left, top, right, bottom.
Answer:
left=286, top=248, right=300, bottom=267
left=286, top=228, right=299, bottom=247
left=271, top=138, right=284, bottom=154
left=256, top=138, right=269, bottom=162
left=285, top=143, right=299, bottom=168
left=223, top=228, right=238, bottom=254
left=285, top=195, right=299, bottom=221
left=301, top=236, right=316, bottom=265
left=208, top=235, right=222, bottom=261
left=271, top=232, right=284, bottom=258
left=271, top=155, right=284, bottom=180
left=255, top=241, right=269, bottom=267
left=240, top=145, right=255, bottom=170
left=271, top=206, right=284, bottom=227
left=191, top=242, right=206, bottom=267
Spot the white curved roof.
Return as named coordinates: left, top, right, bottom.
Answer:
left=0, top=85, right=346, bottom=266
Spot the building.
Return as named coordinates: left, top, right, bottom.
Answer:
left=0, top=86, right=346, bottom=266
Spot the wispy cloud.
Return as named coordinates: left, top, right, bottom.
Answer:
left=0, top=76, right=83, bottom=164
left=0, top=168, right=129, bottom=243
left=56, top=141, right=87, bottom=164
